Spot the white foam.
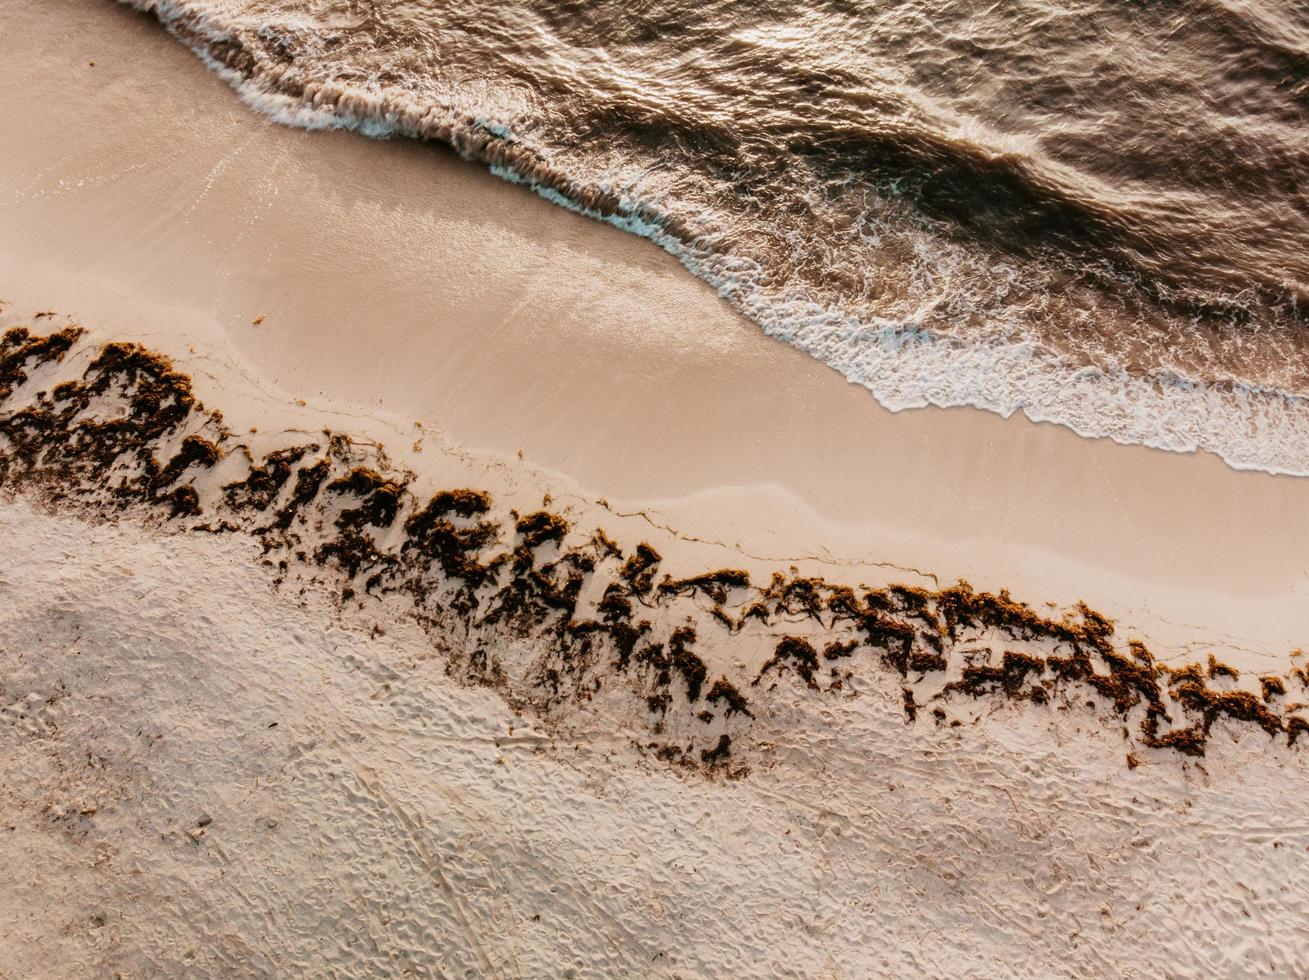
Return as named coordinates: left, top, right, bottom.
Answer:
left=124, top=0, right=1309, bottom=478
left=495, top=167, right=1309, bottom=476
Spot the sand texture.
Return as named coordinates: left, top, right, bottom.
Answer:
left=5, top=500, right=1309, bottom=978
left=3, top=1, right=1309, bottom=977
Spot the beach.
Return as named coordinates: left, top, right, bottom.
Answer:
left=3, top=0, right=1309, bottom=975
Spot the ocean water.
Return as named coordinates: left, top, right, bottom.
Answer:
left=125, top=0, right=1309, bottom=473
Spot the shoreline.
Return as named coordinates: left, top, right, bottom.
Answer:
left=7, top=3, right=1309, bottom=975
left=3, top=316, right=1305, bottom=765
left=2, top=0, right=1308, bottom=664
left=122, top=0, right=1309, bottom=480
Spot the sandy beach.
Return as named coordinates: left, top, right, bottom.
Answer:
left=7, top=1, right=1309, bottom=662
left=4, top=0, right=1309, bottom=975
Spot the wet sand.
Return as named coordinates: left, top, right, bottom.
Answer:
left=3, top=0, right=1308, bottom=661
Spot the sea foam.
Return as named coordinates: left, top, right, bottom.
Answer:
left=125, top=0, right=1309, bottom=477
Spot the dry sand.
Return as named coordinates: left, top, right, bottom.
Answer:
left=5, top=498, right=1308, bottom=978
left=3, top=1, right=1309, bottom=976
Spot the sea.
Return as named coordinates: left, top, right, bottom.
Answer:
left=126, top=0, right=1309, bottom=473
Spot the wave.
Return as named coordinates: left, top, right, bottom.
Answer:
left=122, top=0, right=1309, bottom=475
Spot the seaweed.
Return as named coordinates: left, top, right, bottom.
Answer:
left=823, top=639, right=859, bottom=661
left=1085, top=649, right=1163, bottom=714
left=516, top=510, right=569, bottom=549
left=609, top=621, right=649, bottom=670
left=756, top=636, right=820, bottom=688
left=588, top=529, right=622, bottom=560
left=1173, top=684, right=1282, bottom=738
left=168, top=485, right=201, bottom=518
left=902, top=688, right=918, bottom=722
left=764, top=574, right=825, bottom=621
left=484, top=549, right=588, bottom=629
left=619, top=542, right=662, bottom=593
left=668, top=627, right=707, bottom=702
left=402, top=497, right=500, bottom=590
left=709, top=605, right=737, bottom=631
left=85, top=343, right=198, bottom=436
left=908, top=651, right=948, bottom=675
left=889, top=584, right=943, bottom=636
left=705, top=679, right=752, bottom=718
left=224, top=445, right=314, bottom=512
left=272, top=459, right=330, bottom=530
left=153, top=434, right=221, bottom=492
left=0, top=326, right=82, bottom=400
left=630, top=627, right=707, bottom=704
left=826, top=586, right=862, bottom=622
left=1147, top=726, right=1207, bottom=757
left=597, top=586, right=633, bottom=624
left=658, top=568, right=751, bottom=604
left=890, top=584, right=933, bottom=611
left=327, top=467, right=403, bottom=528
left=701, top=734, right=731, bottom=766
left=1207, top=655, right=1240, bottom=682
left=857, top=611, right=917, bottom=675
left=419, top=488, right=492, bottom=521
left=945, top=651, right=1044, bottom=699
left=935, top=580, right=1112, bottom=655
left=4, top=325, right=1307, bottom=773
left=1261, top=676, right=1287, bottom=702
left=1164, top=663, right=1206, bottom=687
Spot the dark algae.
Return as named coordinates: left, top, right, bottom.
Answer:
left=4, top=324, right=1307, bottom=770
left=757, top=637, right=821, bottom=688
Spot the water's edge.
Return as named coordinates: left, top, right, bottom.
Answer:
left=125, top=0, right=1309, bottom=478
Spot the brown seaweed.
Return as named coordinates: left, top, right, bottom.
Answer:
left=705, top=679, right=753, bottom=718
left=4, top=324, right=1306, bottom=770
left=756, top=636, right=821, bottom=688
left=658, top=568, right=751, bottom=604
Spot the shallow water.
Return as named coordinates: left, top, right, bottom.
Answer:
left=127, top=0, right=1309, bottom=472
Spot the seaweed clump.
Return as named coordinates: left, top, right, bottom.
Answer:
left=327, top=467, right=403, bottom=528
left=0, top=326, right=82, bottom=401
left=619, top=542, right=662, bottom=593
left=945, top=651, right=1045, bottom=699
left=658, top=568, right=751, bottom=604
left=402, top=489, right=500, bottom=590
left=701, top=734, right=732, bottom=766
left=705, top=679, right=752, bottom=718
left=756, top=636, right=821, bottom=688
left=634, top=627, right=707, bottom=705
left=516, top=510, right=569, bottom=549
left=224, top=445, right=315, bottom=512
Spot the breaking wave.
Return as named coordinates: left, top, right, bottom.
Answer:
left=124, top=0, right=1309, bottom=473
